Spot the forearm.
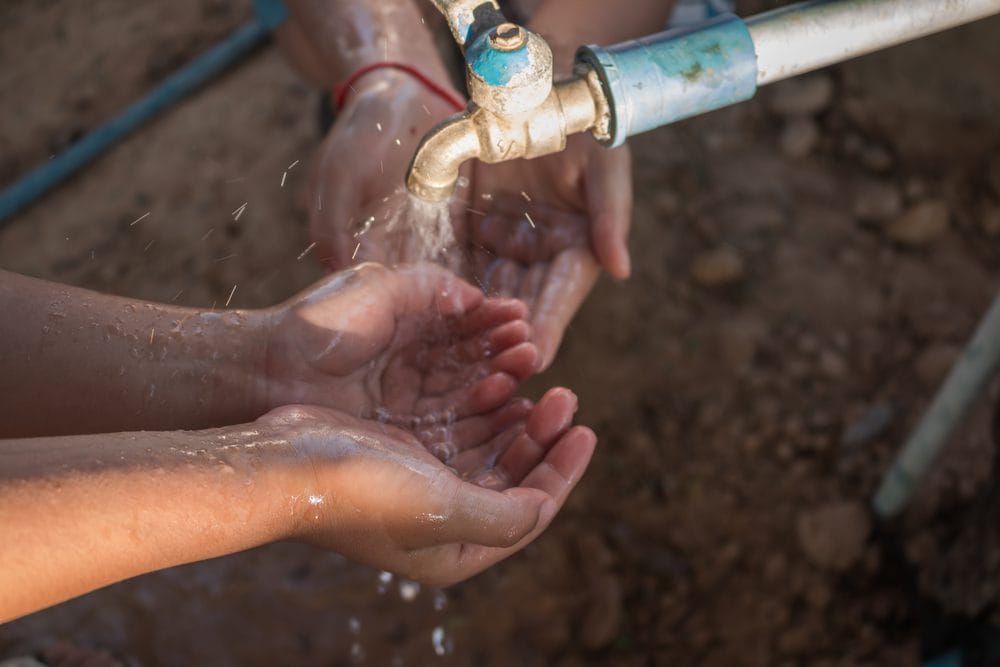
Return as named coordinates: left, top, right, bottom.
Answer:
left=529, top=0, right=676, bottom=74
left=0, top=271, right=270, bottom=437
left=0, top=425, right=295, bottom=622
left=282, top=0, right=455, bottom=88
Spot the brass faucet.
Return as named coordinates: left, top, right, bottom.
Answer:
left=406, top=1, right=611, bottom=202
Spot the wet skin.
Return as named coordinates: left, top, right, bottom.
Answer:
left=0, top=264, right=595, bottom=620
left=0, top=264, right=536, bottom=438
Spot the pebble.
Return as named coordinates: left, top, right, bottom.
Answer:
left=886, top=200, right=950, bottom=246
left=579, top=573, right=623, bottom=651
left=818, top=349, right=848, bottom=379
left=914, top=343, right=959, bottom=389
left=860, top=144, right=893, bottom=172
left=779, top=117, right=820, bottom=158
left=796, top=501, right=871, bottom=571
left=654, top=189, right=680, bottom=217
left=691, top=247, right=745, bottom=287
left=767, top=74, right=835, bottom=116
left=853, top=181, right=903, bottom=223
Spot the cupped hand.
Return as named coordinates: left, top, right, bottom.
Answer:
left=457, top=134, right=633, bottom=368
left=264, top=386, right=595, bottom=586
left=264, top=263, right=541, bottom=431
left=305, top=70, right=465, bottom=268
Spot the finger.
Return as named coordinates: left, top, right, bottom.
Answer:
left=518, top=425, right=596, bottom=500
left=415, top=372, right=518, bottom=419
left=423, top=476, right=547, bottom=549
left=434, top=427, right=596, bottom=584
left=489, top=341, right=541, bottom=380
left=450, top=423, right=527, bottom=485
left=496, top=388, right=578, bottom=484
left=444, top=318, right=533, bottom=364
left=487, top=319, right=533, bottom=354
left=458, top=297, right=529, bottom=335
left=585, top=143, right=633, bottom=279
left=417, top=399, right=532, bottom=458
left=414, top=322, right=534, bottom=396
left=531, top=248, right=599, bottom=369
left=346, top=263, right=483, bottom=320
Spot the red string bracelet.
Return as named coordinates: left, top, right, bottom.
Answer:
left=334, top=62, right=466, bottom=112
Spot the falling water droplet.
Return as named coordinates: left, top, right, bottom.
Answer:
left=431, top=626, right=452, bottom=656
left=376, top=570, right=393, bottom=594
left=350, top=641, right=366, bottom=663
left=399, top=579, right=420, bottom=602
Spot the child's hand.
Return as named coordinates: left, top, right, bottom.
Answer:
left=304, top=71, right=465, bottom=268
left=263, top=263, right=541, bottom=432
left=265, top=387, right=595, bottom=586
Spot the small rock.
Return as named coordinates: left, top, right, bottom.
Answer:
left=915, top=343, right=959, bottom=389
left=579, top=573, right=623, bottom=651
left=768, top=74, right=835, bottom=116
left=886, top=200, right=950, bottom=246
left=576, top=531, right=615, bottom=576
left=818, top=349, right=848, bottom=379
left=779, top=117, right=820, bottom=158
left=691, top=247, right=745, bottom=287
left=841, top=401, right=897, bottom=448
left=853, top=181, right=903, bottom=223
left=860, top=144, right=894, bottom=172
left=654, top=189, right=680, bottom=217
left=797, top=501, right=872, bottom=571
left=0, top=659, right=47, bottom=667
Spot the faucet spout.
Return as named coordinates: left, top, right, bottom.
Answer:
left=406, top=115, right=482, bottom=203
left=405, top=74, right=609, bottom=203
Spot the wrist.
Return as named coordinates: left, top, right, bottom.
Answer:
left=336, top=65, right=465, bottom=117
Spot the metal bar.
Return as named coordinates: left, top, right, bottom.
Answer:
left=747, top=0, right=1000, bottom=86
left=873, top=290, right=1000, bottom=518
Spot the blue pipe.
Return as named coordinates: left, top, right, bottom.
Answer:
left=577, top=14, right=758, bottom=148
left=0, top=0, right=288, bottom=226
left=923, top=650, right=962, bottom=667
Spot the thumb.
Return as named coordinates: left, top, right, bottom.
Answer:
left=431, top=483, right=548, bottom=549
left=584, top=143, right=634, bottom=280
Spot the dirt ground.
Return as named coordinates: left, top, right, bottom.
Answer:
left=2, top=1, right=1000, bottom=665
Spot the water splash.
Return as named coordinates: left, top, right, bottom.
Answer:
left=392, top=193, right=455, bottom=263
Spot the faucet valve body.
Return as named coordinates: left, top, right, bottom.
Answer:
left=465, top=23, right=554, bottom=116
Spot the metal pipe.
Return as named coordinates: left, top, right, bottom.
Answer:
left=873, top=290, right=1000, bottom=519
left=747, top=0, right=1000, bottom=86
left=0, top=0, right=289, bottom=226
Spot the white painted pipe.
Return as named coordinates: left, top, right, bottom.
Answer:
left=747, top=0, right=1000, bottom=86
